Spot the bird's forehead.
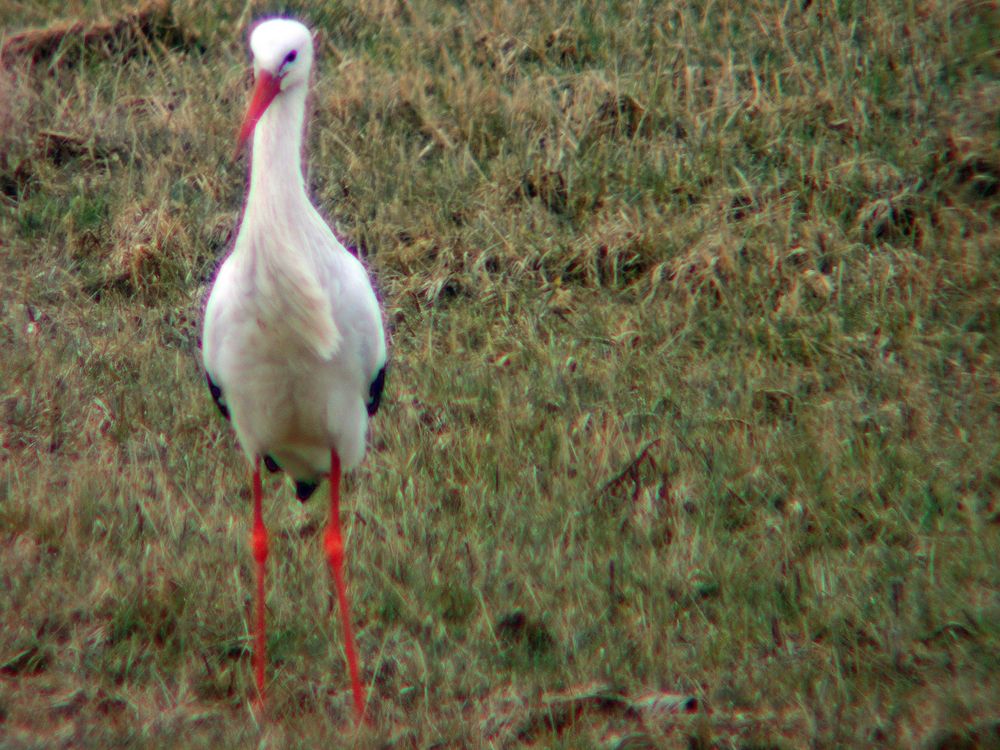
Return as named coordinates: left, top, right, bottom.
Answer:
left=249, top=18, right=312, bottom=66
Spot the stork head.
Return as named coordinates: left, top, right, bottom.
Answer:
left=237, top=19, right=314, bottom=153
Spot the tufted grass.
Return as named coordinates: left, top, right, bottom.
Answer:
left=1, top=1, right=998, bottom=747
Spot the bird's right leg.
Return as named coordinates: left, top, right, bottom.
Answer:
left=251, top=456, right=270, bottom=706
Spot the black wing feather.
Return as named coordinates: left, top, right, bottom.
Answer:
left=367, top=365, right=387, bottom=416
left=295, top=481, right=319, bottom=501
left=206, top=373, right=230, bottom=420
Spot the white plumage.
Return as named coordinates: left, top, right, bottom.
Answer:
left=203, top=19, right=386, bottom=483
left=201, top=18, right=384, bottom=720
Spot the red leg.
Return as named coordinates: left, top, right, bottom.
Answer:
left=251, top=457, right=269, bottom=706
left=324, top=449, right=366, bottom=723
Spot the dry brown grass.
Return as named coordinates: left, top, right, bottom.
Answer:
left=1, top=1, right=998, bottom=748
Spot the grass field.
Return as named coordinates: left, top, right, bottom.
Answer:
left=1, top=0, right=998, bottom=747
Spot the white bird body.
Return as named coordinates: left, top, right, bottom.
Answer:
left=203, top=206, right=385, bottom=478
left=203, top=18, right=386, bottom=485
left=200, top=18, right=384, bottom=717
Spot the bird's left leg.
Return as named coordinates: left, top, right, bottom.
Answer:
left=324, top=449, right=366, bottom=723
left=251, top=457, right=270, bottom=706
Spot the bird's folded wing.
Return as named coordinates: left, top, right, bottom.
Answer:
left=256, top=254, right=342, bottom=360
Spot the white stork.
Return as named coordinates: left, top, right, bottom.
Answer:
left=201, top=18, right=386, bottom=722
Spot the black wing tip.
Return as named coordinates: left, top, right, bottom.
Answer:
left=206, top=372, right=230, bottom=420
left=263, top=454, right=317, bottom=501
left=367, top=365, right=387, bottom=416
left=295, top=481, right=319, bottom=502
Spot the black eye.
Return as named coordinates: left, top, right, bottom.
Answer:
left=284, top=50, right=297, bottom=65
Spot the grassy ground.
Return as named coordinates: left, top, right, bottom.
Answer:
left=1, top=0, right=998, bottom=747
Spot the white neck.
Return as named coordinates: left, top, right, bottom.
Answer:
left=245, top=84, right=312, bottom=222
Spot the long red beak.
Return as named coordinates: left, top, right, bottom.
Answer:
left=236, top=69, right=281, bottom=155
